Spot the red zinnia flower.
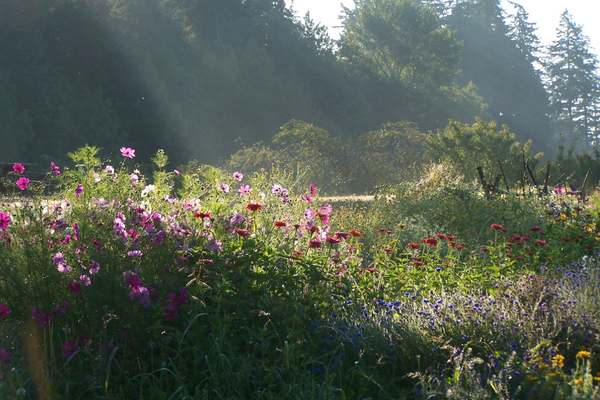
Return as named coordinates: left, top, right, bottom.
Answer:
left=308, top=240, right=323, bottom=249
left=413, top=261, right=424, bottom=266
left=234, top=228, right=250, bottom=237
left=325, top=236, right=340, bottom=244
left=491, top=223, right=504, bottom=230
left=247, top=203, right=262, bottom=212
left=481, top=247, right=490, bottom=253
left=274, top=221, right=286, bottom=228
left=529, top=226, right=540, bottom=232
left=334, top=232, right=349, bottom=240
left=536, top=240, right=548, bottom=246
left=195, top=212, right=211, bottom=219
left=408, top=242, right=420, bottom=249
left=421, top=238, right=437, bottom=247
left=562, top=237, right=571, bottom=242
left=436, top=234, right=447, bottom=240
left=349, top=230, right=362, bottom=237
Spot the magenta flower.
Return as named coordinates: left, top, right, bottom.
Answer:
left=310, top=184, right=316, bottom=196
left=271, top=184, right=283, bottom=195
left=0, top=348, right=11, bottom=363
left=219, top=183, right=230, bottom=193
left=173, top=169, right=180, bottom=176
left=233, top=171, right=243, bottom=181
left=68, top=280, right=81, bottom=293
left=0, top=212, right=10, bottom=230
left=0, top=303, right=10, bottom=318
left=62, top=341, right=80, bottom=359
left=76, top=184, right=83, bottom=198
left=16, top=177, right=29, bottom=190
left=51, top=161, right=61, bottom=176
left=127, top=250, right=143, bottom=257
left=13, top=163, right=24, bottom=174
left=120, top=147, right=136, bottom=159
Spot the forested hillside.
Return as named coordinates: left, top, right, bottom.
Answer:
left=1, top=0, right=599, bottom=179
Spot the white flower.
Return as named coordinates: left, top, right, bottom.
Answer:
left=141, top=185, right=156, bottom=197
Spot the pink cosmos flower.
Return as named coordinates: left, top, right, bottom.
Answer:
left=0, top=212, right=10, bottom=230
left=51, top=161, right=61, bottom=176
left=233, top=172, right=243, bottom=181
left=173, top=169, right=180, bottom=176
left=120, top=147, right=135, bottom=159
left=17, top=177, right=29, bottom=190
left=238, top=185, right=252, bottom=196
left=13, top=163, right=24, bottom=174
left=130, top=173, right=139, bottom=184
left=76, top=184, right=83, bottom=198
left=105, top=165, right=115, bottom=174
left=80, top=275, right=91, bottom=286
left=310, top=184, right=316, bottom=196
left=220, top=183, right=230, bottom=193
left=90, top=260, right=100, bottom=274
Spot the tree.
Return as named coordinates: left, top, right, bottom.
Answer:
left=545, top=10, right=600, bottom=152
left=447, top=0, right=554, bottom=155
left=338, top=0, right=485, bottom=129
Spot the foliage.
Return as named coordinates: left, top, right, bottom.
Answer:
left=426, top=118, right=543, bottom=185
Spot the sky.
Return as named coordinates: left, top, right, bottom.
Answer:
left=288, top=0, right=600, bottom=57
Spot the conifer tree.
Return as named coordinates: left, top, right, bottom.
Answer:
left=545, top=10, right=600, bottom=151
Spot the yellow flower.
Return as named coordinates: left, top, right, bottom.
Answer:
left=539, top=362, right=549, bottom=370
left=576, top=351, right=591, bottom=359
left=552, top=355, right=565, bottom=368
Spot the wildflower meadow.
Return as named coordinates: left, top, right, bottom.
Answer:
left=0, top=146, right=599, bottom=399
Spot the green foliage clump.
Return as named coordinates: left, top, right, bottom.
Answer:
left=426, top=118, right=543, bottom=184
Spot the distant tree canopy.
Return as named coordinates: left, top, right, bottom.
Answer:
left=1, top=0, right=599, bottom=182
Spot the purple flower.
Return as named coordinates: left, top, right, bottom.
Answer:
left=13, top=163, right=24, bottom=174
left=130, top=173, right=139, bottom=184
left=310, top=184, right=316, bottom=196
left=120, top=147, right=135, bottom=159
left=76, top=184, right=83, bottom=198
left=0, top=212, right=10, bottom=230
left=17, top=177, right=29, bottom=190
left=219, top=183, right=230, bottom=193
left=233, top=171, right=243, bottom=181
left=127, top=250, right=143, bottom=257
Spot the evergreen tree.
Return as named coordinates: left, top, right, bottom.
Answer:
left=545, top=10, right=600, bottom=151
left=447, top=0, right=554, bottom=154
